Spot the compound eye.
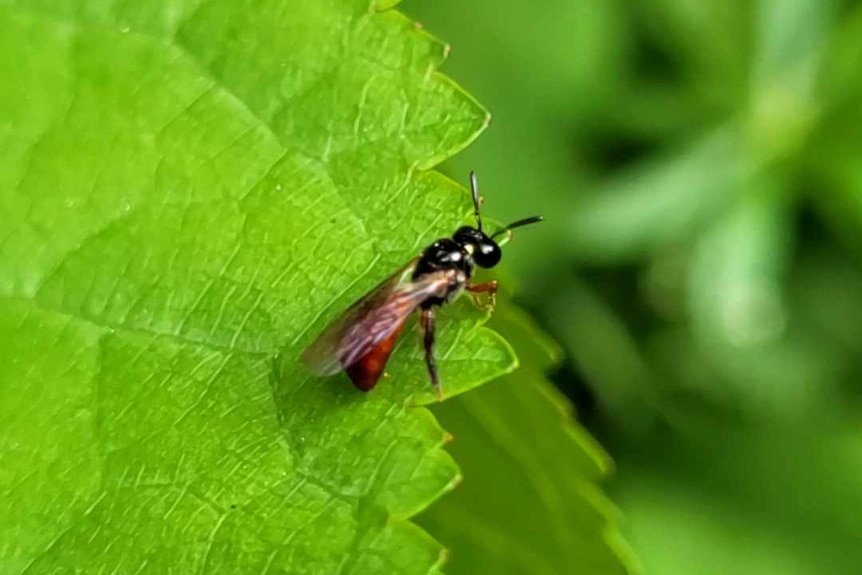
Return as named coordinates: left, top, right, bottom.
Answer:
left=475, top=241, right=501, bottom=268
left=453, top=226, right=481, bottom=246
left=454, top=226, right=475, bottom=238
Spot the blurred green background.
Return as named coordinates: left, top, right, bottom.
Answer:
left=408, top=0, right=862, bottom=573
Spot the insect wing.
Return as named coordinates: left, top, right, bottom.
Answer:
left=301, top=262, right=455, bottom=376
left=301, top=259, right=418, bottom=375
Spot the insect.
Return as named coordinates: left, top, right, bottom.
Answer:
left=301, top=172, right=542, bottom=398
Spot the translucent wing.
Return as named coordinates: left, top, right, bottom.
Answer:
left=301, top=260, right=457, bottom=376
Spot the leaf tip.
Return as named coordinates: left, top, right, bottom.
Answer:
left=450, top=470, right=464, bottom=490
left=371, top=0, right=403, bottom=13
left=435, top=546, right=451, bottom=573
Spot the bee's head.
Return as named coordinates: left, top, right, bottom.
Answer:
left=457, top=170, right=543, bottom=268
left=453, top=226, right=501, bottom=268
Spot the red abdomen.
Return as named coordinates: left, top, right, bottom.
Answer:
left=345, top=320, right=407, bottom=391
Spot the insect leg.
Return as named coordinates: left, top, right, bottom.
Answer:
left=420, top=307, right=442, bottom=400
left=466, top=280, right=499, bottom=310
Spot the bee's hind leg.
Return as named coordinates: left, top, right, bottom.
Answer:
left=420, top=307, right=442, bottom=400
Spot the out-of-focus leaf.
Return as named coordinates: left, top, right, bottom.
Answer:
left=792, top=246, right=862, bottom=359
left=419, top=305, right=637, bottom=575
left=818, top=4, right=862, bottom=109
left=0, top=1, right=517, bottom=573
left=632, top=0, right=751, bottom=113
left=685, top=179, right=842, bottom=416
left=614, top=425, right=862, bottom=575
left=542, top=277, right=658, bottom=433
left=805, top=6, right=862, bottom=257
left=569, top=128, right=749, bottom=262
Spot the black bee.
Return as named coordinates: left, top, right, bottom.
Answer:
left=301, top=172, right=542, bottom=397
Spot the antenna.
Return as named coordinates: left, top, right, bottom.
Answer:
left=490, top=215, right=544, bottom=240
left=470, top=171, right=482, bottom=231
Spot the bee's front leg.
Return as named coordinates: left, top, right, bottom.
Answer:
left=466, top=280, right=498, bottom=310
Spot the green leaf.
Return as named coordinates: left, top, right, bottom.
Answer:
left=0, top=1, right=515, bottom=573
left=418, top=305, right=638, bottom=575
